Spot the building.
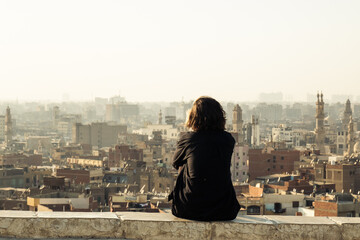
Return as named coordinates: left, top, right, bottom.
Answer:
left=0, top=153, right=42, bottom=167
left=251, top=115, right=260, bottom=146
left=56, top=169, right=103, bottom=185
left=72, top=122, right=127, bottom=148
left=314, top=163, right=360, bottom=193
left=248, top=148, right=300, bottom=181
left=230, top=145, right=249, bottom=182
left=232, top=104, right=244, bottom=144
left=107, top=145, right=143, bottom=168
left=105, top=102, right=139, bottom=122
left=315, top=92, right=326, bottom=153
left=4, top=106, right=12, bottom=147
left=272, top=124, right=301, bottom=149
left=134, top=124, right=180, bottom=141
left=313, top=193, right=360, bottom=217
left=27, top=193, right=97, bottom=212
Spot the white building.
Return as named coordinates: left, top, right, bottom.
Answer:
left=133, top=124, right=180, bottom=140
left=272, top=124, right=301, bottom=149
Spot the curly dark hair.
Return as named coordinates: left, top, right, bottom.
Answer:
left=185, top=96, right=226, bottom=131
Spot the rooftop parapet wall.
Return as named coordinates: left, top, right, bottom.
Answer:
left=1, top=211, right=360, bottom=240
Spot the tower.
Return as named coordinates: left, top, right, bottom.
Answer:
left=346, top=116, right=355, bottom=157
left=315, top=92, right=325, bottom=153
left=4, top=106, right=12, bottom=147
left=343, top=99, right=352, bottom=130
left=251, top=115, right=260, bottom=146
left=232, top=105, right=244, bottom=144
left=158, top=110, right=162, bottom=124
left=53, top=106, right=60, bottom=129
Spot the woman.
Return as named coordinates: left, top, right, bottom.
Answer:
left=169, top=96, right=240, bottom=221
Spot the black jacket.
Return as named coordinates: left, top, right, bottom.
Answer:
left=169, top=130, right=240, bottom=221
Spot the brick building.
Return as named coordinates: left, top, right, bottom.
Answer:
left=56, top=169, right=103, bottom=185
left=0, top=153, right=42, bottom=167
left=248, top=148, right=300, bottom=181
left=314, top=163, right=360, bottom=193
left=107, top=145, right=143, bottom=168
left=313, top=193, right=360, bottom=217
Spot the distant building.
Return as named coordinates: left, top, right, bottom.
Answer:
left=4, top=106, right=12, bottom=147
left=0, top=153, right=42, bottom=166
left=107, top=145, right=143, bottom=168
left=134, top=124, right=179, bottom=141
left=314, top=163, right=360, bottom=193
left=313, top=193, right=360, bottom=217
left=251, top=115, right=260, bottom=146
left=248, top=148, right=300, bottom=181
left=105, top=102, right=139, bottom=122
left=27, top=193, right=97, bottom=212
left=315, top=92, right=326, bottom=153
left=56, top=169, right=103, bottom=185
left=272, top=124, right=301, bottom=149
left=72, top=122, right=127, bottom=148
left=230, top=145, right=249, bottom=182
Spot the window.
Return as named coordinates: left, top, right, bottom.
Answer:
left=280, top=165, right=283, bottom=169
left=292, top=201, right=299, bottom=208
left=281, top=156, right=284, bottom=160
left=267, top=168, right=270, bottom=171
left=273, top=156, right=276, bottom=160
left=243, top=172, right=246, bottom=175
left=267, top=159, right=270, bottom=162
left=273, top=165, right=276, bottom=169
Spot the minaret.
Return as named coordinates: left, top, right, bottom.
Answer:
left=346, top=116, right=355, bottom=157
left=251, top=115, right=260, bottom=146
left=232, top=105, right=244, bottom=144
left=53, top=106, right=60, bottom=129
left=315, top=92, right=325, bottom=153
left=4, top=106, right=13, bottom=147
left=158, top=110, right=162, bottom=124
left=343, top=99, right=352, bottom=130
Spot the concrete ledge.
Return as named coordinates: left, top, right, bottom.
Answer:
left=1, top=211, right=360, bottom=240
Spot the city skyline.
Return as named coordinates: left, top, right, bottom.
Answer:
left=1, top=1, right=360, bottom=102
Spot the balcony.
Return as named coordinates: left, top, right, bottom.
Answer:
left=0, top=211, right=359, bottom=239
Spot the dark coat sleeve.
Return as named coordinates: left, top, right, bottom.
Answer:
left=172, top=134, right=189, bottom=170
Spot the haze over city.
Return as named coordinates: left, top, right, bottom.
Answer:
left=1, top=0, right=360, bottom=102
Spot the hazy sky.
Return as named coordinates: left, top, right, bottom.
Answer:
left=1, top=1, right=360, bottom=102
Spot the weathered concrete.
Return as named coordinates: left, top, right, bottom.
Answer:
left=0, top=211, right=359, bottom=240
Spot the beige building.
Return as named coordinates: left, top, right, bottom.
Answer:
left=26, top=136, right=52, bottom=156
left=134, top=124, right=180, bottom=141
left=72, top=122, right=127, bottom=148
left=67, top=157, right=103, bottom=168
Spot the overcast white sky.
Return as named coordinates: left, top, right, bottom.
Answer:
left=1, top=1, right=360, bottom=102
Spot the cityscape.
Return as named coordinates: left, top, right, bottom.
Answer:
left=1, top=92, right=360, bottom=217
left=2, top=0, right=360, bottom=238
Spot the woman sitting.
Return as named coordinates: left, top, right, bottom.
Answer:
left=169, top=96, right=240, bottom=221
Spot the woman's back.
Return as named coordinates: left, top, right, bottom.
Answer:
left=171, top=130, right=240, bottom=221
